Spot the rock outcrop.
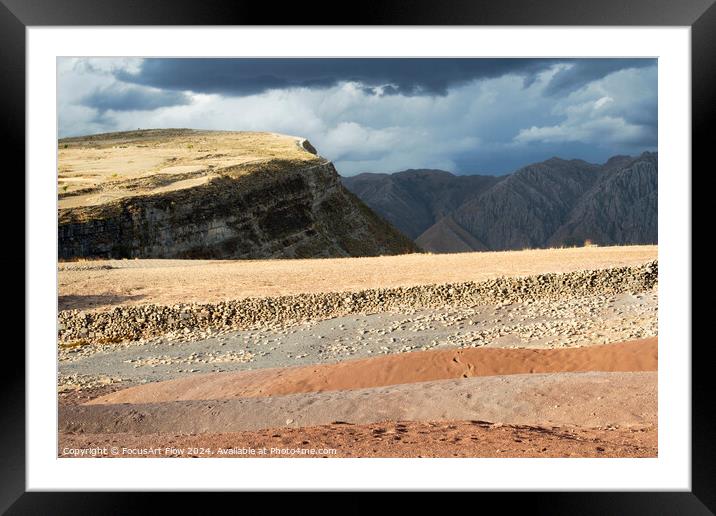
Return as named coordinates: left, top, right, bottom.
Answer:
left=58, top=130, right=417, bottom=259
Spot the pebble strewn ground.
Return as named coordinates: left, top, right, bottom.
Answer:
left=58, top=288, right=657, bottom=392
left=58, top=261, right=657, bottom=346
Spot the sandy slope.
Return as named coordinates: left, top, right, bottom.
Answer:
left=61, top=371, right=656, bottom=434
left=59, top=420, right=657, bottom=458
left=88, top=337, right=656, bottom=404
left=58, top=245, right=656, bottom=311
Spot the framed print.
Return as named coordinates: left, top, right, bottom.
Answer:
left=3, top=0, right=708, bottom=512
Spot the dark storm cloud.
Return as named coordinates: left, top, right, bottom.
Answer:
left=115, top=58, right=655, bottom=97
left=543, top=58, right=656, bottom=96
left=81, top=84, right=191, bottom=112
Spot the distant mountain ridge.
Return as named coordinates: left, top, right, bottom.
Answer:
left=341, top=152, right=657, bottom=253
left=341, top=169, right=504, bottom=239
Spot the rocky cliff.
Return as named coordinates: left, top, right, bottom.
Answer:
left=58, top=130, right=417, bottom=259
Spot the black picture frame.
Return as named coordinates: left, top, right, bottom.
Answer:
left=2, top=0, right=705, bottom=512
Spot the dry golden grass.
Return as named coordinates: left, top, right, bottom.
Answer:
left=58, top=130, right=320, bottom=209
left=58, top=245, right=657, bottom=311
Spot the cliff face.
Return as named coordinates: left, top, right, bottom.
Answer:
left=346, top=153, right=658, bottom=253
left=58, top=130, right=417, bottom=259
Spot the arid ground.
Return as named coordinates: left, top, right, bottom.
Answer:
left=58, top=246, right=658, bottom=458
left=59, top=245, right=655, bottom=310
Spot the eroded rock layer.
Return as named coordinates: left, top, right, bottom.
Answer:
left=58, top=130, right=416, bottom=260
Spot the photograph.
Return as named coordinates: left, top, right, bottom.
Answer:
left=0, top=0, right=707, bottom=504
left=55, top=56, right=660, bottom=459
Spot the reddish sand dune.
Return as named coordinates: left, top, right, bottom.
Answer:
left=90, top=337, right=657, bottom=405
left=59, top=420, right=657, bottom=458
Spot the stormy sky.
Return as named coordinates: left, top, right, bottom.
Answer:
left=58, top=58, right=657, bottom=175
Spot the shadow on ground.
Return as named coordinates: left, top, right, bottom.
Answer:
left=59, top=294, right=146, bottom=311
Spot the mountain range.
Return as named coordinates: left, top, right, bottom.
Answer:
left=341, top=152, right=657, bottom=253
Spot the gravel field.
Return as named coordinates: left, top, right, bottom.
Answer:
left=58, top=260, right=656, bottom=346
left=58, top=289, right=657, bottom=392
